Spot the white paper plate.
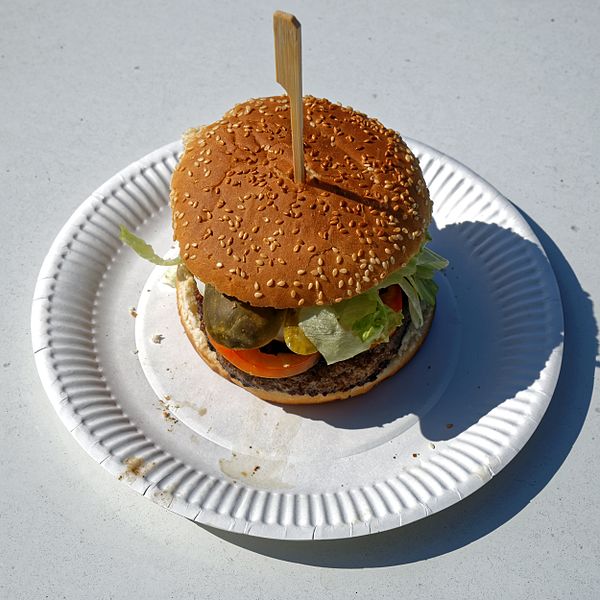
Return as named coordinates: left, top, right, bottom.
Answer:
left=31, top=139, right=563, bottom=540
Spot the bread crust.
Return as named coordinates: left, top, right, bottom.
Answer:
left=175, top=265, right=434, bottom=405
left=171, top=96, right=432, bottom=309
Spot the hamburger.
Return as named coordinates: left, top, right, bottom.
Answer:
left=169, top=95, right=447, bottom=404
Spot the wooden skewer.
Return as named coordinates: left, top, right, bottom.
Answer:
left=273, top=11, right=305, bottom=184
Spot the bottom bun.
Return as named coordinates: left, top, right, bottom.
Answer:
left=175, top=265, right=435, bottom=405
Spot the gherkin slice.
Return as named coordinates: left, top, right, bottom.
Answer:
left=283, top=310, right=318, bottom=355
left=203, top=284, right=285, bottom=349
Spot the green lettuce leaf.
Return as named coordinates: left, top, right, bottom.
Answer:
left=349, top=289, right=404, bottom=344
left=378, top=246, right=448, bottom=329
left=335, top=291, right=379, bottom=330
left=296, top=305, right=373, bottom=364
left=119, top=225, right=181, bottom=266
left=298, top=243, right=448, bottom=364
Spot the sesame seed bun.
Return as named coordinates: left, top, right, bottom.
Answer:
left=171, top=95, right=432, bottom=309
left=175, top=265, right=434, bottom=405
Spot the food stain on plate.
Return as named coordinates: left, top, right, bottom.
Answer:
left=150, top=487, right=174, bottom=508
left=117, top=456, right=156, bottom=482
left=219, top=452, right=293, bottom=490
left=158, top=397, right=178, bottom=431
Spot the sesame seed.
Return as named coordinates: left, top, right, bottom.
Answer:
left=216, top=262, right=223, bottom=268
left=276, top=281, right=286, bottom=287
left=254, top=292, right=264, bottom=298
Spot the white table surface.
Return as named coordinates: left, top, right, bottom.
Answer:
left=2, top=1, right=599, bottom=598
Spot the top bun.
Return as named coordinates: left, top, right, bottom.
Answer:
left=171, top=95, right=432, bottom=309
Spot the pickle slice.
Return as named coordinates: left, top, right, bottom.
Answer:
left=203, top=284, right=285, bottom=349
left=283, top=310, right=318, bottom=355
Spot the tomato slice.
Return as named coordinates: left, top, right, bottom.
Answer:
left=207, top=334, right=320, bottom=379
left=379, top=284, right=403, bottom=312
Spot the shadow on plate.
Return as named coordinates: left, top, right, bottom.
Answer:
left=282, top=220, right=564, bottom=443
left=201, top=210, right=597, bottom=567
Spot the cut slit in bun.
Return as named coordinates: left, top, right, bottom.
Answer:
left=175, top=265, right=435, bottom=405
